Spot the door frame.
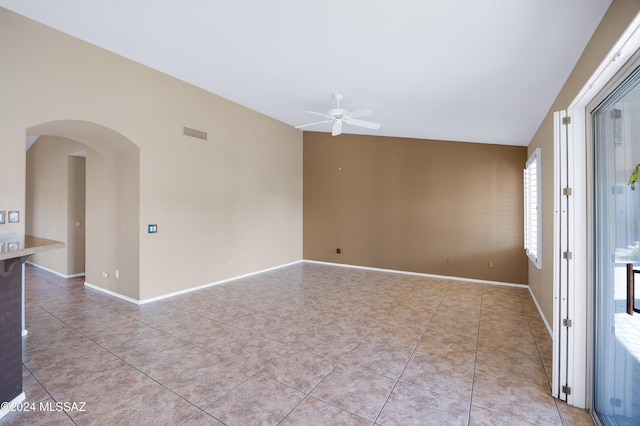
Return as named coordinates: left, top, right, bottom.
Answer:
left=554, top=12, right=640, bottom=410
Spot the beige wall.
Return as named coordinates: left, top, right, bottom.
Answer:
left=24, top=115, right=141, bottom=300
left=528, top=0, right=640, bottom=322
left=67, top=155, right=86, bottom=275
left=0, top=8, right=303, bottom=301
left=26, top=136, right=87, bottom=276
left=304, top=132, right=528, bottom=284
left=85, top=147, right=140, bottom=299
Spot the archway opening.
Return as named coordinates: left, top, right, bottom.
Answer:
left=25, top=120, right=141, bottom=300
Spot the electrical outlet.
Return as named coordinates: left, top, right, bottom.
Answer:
left=336, top=248, right=341, bottom=254
left=115, top=269, right=120, bottom=279
left=489, top=262, right=494, bottom=269
left=148, top=224, right=158, bottom=233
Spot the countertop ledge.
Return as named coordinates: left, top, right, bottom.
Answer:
left=0, top=234, right=65, bottom=261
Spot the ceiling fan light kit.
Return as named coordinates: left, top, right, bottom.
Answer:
left=296, top=94, right=381, bottom=136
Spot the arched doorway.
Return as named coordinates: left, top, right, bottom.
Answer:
left=25, top=120, right=141, bottom=300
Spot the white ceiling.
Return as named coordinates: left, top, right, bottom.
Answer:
left=1, top=0, right=613, bottom=146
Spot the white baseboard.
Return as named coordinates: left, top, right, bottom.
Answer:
left=0, top=392, right=26, bottom=420
left=26, top=262, right=85, bottom=279
left=84, top=259, right=304, bottom=305
left=303, top=259, right=528, bottom=288
left=137, top=260, right=305, bottom=304
left=84, top=282, right=140, bottom=305
left=82, top=258, right=551, bottom=336
left=528, top=287, right=553, bottom=337
left=305, top=259, right=553, bottom=335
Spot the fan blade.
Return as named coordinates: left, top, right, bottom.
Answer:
left=305, top=110, right=333, bottom=119
left=295, top=120, right=332, bottom=129
left=346, top=118, right=381, bottom=130
left=348, top=108, right=374, bottom=119
left=332, top=120, right=343, bottom=136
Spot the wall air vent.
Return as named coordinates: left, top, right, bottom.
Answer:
left=182, top=126, right=207, bottom=141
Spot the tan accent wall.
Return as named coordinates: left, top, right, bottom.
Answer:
left=528, top=0, right=640, bottom=323
left=0, top=8, right=303, bottom=301
left=304, top=132, right=528, bottom=284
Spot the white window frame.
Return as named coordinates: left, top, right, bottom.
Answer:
left=525, top=147, right=542, bottom=268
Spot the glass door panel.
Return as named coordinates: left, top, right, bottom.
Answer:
left=593, top=66, right=640, bottom=425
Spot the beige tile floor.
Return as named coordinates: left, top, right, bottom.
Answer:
left=1, top=262, right=594, bottom=425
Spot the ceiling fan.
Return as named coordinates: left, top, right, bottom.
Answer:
left=296, top=94, right=381, bottom=136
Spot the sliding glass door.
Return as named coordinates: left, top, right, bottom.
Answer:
left=592, top=66, right=640, bottom=425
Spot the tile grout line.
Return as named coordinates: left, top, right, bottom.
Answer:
left=274, top=280, right=382, bottom=424
left=372, top=280, right=450, bottom=425
left=19, top=265, right=567, bottom=425
left=468, top=284, right=488, bottom=426
left=21, top=363, right=79, bottom=426
left=521, top=290, right=567, bottom=425
left=26, top=280, right=253, bottom=425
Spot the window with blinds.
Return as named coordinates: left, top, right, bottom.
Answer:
left=524, top=147, right=542, bottom=268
